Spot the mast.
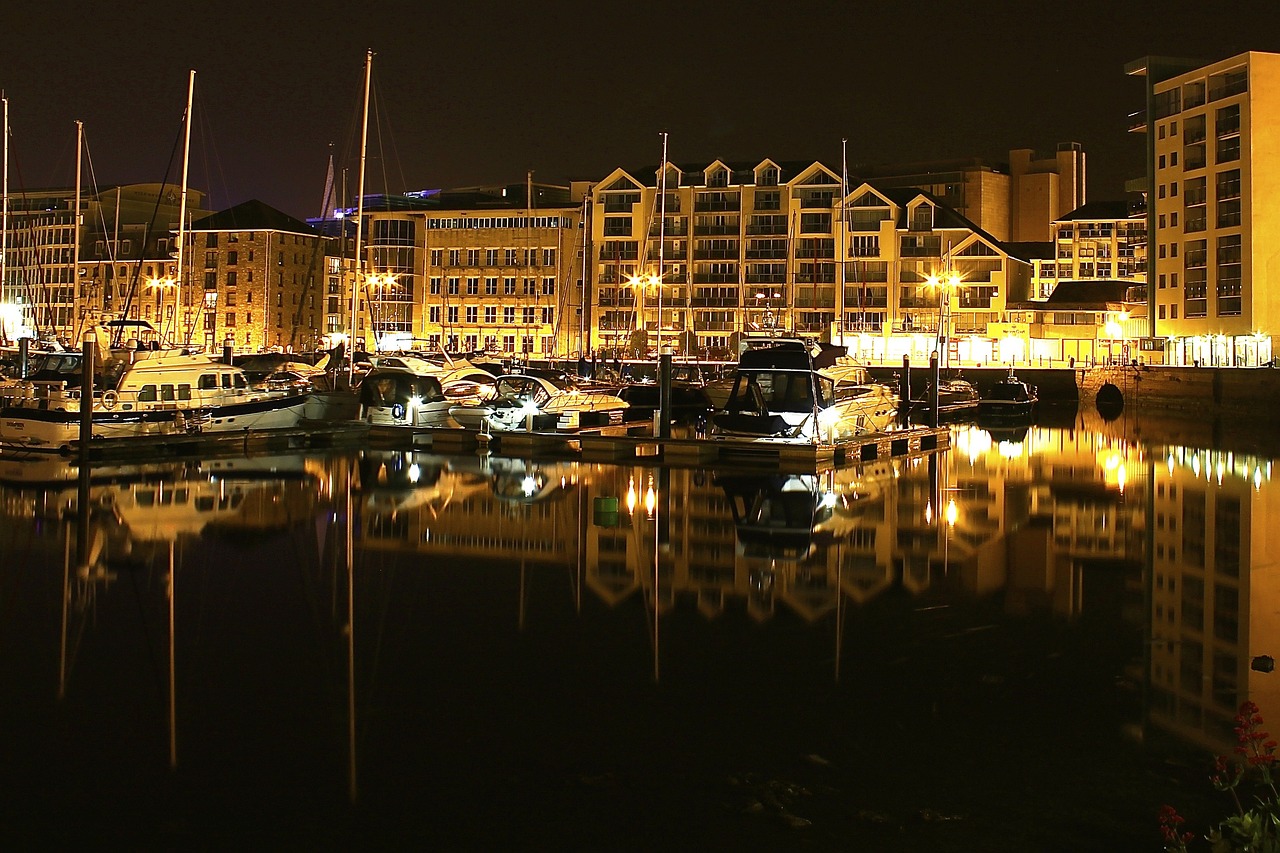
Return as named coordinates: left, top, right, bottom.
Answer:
left=1, top=95, right=8, bottom=342
left=839, top=138, right=847, bottom=349
left=657, top=131, right=667, bottom=357
left=349, top=49, right=373, bottom=379
left=176, top=70, right=194, bottom=345
left=72, top=121, right=82, bottom=342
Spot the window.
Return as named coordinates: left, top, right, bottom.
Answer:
left=542, top=248, right=556, bottom=267
left=226, top=251, right=238, bottom=266
left=429, top=306, right=441, bottom=324
left=485, top=248, right=498, bottom=265
left=467, top=249, right=480, bottom=266
left=465, top=306, right=478, bottom=323
left=541, top=307, right=553, bottom=325
left=485, top=277, right=498, bottom=295
left=430, top=277, right=441, bottom=295
left=447, top=306, right=458, bottom=324
left=430, top=249, right=443, bottom=267
left=504, top=277, right=516, bottom=295
left=542, top=277, right=555, bottom=295
left=505, top=249, right=519, bottom=265
left=466, top=277, right=479, bottom=295
left=138, top=385, right=157, bottom=402
left=448, top=278, right=460, bottom=295
left=448, top=249, right=460, bottom=266
left=522, top=307, right=536, bottom=324
left=225, top=312, right=237, bottom=327
left=484, top=306, right=497, bottom=324
left=504, top=306, right=516, bottom=324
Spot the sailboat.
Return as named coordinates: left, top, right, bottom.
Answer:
left=0, top=74, right=309, bottom=452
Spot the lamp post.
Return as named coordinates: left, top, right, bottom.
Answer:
left=147, top=276, right=177, bottom=344
left=627, top=271, right=661, bottom=357
left=365, top=271, right=398, bottom=351
left=925, top=270, right=961, bottom=369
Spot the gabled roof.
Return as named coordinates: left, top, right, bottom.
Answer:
left=1007, top=279, right=1148, bottom=311
left=1056, top=200, right=1143, bottom=222
left=1003, top=241, right=1056, bottom=262
left=191, top=199, right=317, bottom=235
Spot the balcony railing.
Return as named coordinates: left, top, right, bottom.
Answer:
left=692, top=274, right=738, bottom=284
left=693, top=225, right=739, bottom=236
left=691, top=297, right=740, bottom=308
left=744, top=273, right=785, bottom=284
left=693, top=249, right=739, bottom=260
left=746, top=224, right=786, bottom=235
left=694, top=200, right=740, bottom=212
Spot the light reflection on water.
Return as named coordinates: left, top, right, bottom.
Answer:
left=0, top=414, right=1274, bottom=847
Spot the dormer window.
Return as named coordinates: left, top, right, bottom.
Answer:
left=910, top=205, right=934, bottom=232
left=757, top=166, right=779, bottom=187
left=708, top=168, right=729, bottom=187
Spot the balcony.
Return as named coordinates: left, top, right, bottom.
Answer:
left=746, top=223, right=786, bottom=236
left=691, top=296, right=740, bottom=307
left=692, top=274, right=739, bottom=284
left=649, top=223, right=688, bottom=237
left=693, top=224, right=739, bottom=236
left=744, top=248, right=787, bottom=260
left=694, top=199, right=741, bottom=212
left=693, top=249, right=739, bottom=260
left=744, top=273, right=785, bottom=284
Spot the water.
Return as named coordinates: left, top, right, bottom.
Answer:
left=0, top=410, right=1268, bottom=850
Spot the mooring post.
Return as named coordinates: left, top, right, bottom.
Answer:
left=658, top=353, right=672, bottom=439
left=929, top=351, right=940, bottom=429
left=899, top=354, right=911, bottom=428
left=18, top=337, right=29, bottom=379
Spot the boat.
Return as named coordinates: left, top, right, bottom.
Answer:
left=371, top=353, right=497, bottom=401
left=358, top=367, right=467, bottom=429
left=447, top=374, right=628, bottom=432
left=910, top=375, right=979, bottom=423
left=710, top=338, right=896, bottom=441
left=976, top=369, right=1038, bottom=421
left=0, top=347, right=309, bottom=452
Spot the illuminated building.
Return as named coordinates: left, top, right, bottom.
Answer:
left=1127, top=50, right=1280, bottom=366
left=187, top=200, right=331, bottom=352
left=590, top=160, right=1034, bottom=362
left=0, top=183, right=207, bottom=344
left=851, top=144, right=1086, bottom=243
left=339, top=183, right=589, bottom=356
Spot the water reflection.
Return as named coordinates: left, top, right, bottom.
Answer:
left=1, top=413, right=1278, bottom=844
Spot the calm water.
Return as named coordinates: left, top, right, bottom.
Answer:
left=0, top=410, right=1269, bottom=850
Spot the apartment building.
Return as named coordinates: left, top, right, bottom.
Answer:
left=187, top=200, right=330, bottom=352
left=591, top=158, right=1033, bottom=364
left=349, top=184, right=587, bottom=356
left=0, top=183, right=204, bottom=344
left=851, top=144, right=1086, bottom=243
left=1128, top=51, right=1280, bottom=366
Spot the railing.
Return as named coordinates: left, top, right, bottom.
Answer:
left=694, top=200, right=741, bottom=212
left=693, top=225, right=739, bottom=236
left=746, top=224, right=787, bottom=235
left=744, top=273, right=786, bottom=284
left=744, top=249, right=787, bottom=259
left=693, top=249, right=739, bottom=260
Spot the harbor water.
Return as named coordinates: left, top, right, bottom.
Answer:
left=0, top=407, right=1267, bottom=850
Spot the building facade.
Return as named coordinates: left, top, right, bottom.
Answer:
left=590, top=159, right=1034, bottom=364
left=0, top=183, right=204, bottom=345
left=187, top=200, right=330, bottom=353
left=345, top=184, right=587, bottom=356
left=1129, top=50, right=1280, bottom=367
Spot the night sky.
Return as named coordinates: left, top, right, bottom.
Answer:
left=4, top=1, right=1279, bottom=220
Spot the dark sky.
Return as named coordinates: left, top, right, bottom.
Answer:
left=4, top=1, right=1279, bottom=220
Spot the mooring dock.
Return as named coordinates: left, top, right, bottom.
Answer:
left=367, top=424, right=949, bottom=470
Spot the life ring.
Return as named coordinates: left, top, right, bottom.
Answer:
left=101, top=390, right=119, bottom=410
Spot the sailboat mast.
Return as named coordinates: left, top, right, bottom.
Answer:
left=1, top=95, right=8, bottom=341
left=349, top=49, right=372, bottom=371
left=176, top=70, right=194, bottom=345
left=72, top=121, right=82, bottom=342
left=839, top=138, right=847, bottom=349
left=657, top=131, right=667, bottom=357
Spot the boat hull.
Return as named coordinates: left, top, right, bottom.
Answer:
left=0, top=393, right=308, bottom=451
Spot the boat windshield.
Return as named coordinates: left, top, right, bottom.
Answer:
left=727, top=370, right=827, bottom=414
left=988, top=383, right=1025, bottom=400
left=496, top=377, right=552, bottom=405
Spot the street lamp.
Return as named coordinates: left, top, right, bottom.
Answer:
left=365, top=272, right=399, bottom=351
left=925, top=270, right=962, bottom=368
left=626, top=271, right=661, bottom=356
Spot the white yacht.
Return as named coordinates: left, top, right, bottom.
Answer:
left=358, top=368, right=468, bottom=429
left=447, top=374, right=628, bottom=432
left=711, top=339, right=898, bottom=442
left=0, top=348, right=309, bottom=451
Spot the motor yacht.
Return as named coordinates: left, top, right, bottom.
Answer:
left=0, top=348, right=308, bottom=451
left=976, top=369, right=1038, bottom=422
left=711, top=339, right=897, bottom=441
left=447, top=374, right=628, bottom=432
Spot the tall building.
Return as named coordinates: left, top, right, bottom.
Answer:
left=187, top=200, right=330, bottom=352
left=351, top=183, right=588, bottom=356
left=1128, top=51, right=1280, bottom=366
left=851, top=144, right=1086, bottom=242
left=0, top=183, right=205, bottom=345
left=591, top=158, right=1034, bottom=364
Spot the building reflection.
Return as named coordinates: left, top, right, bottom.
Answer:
left=3, top=413, right=1279, bottom=760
